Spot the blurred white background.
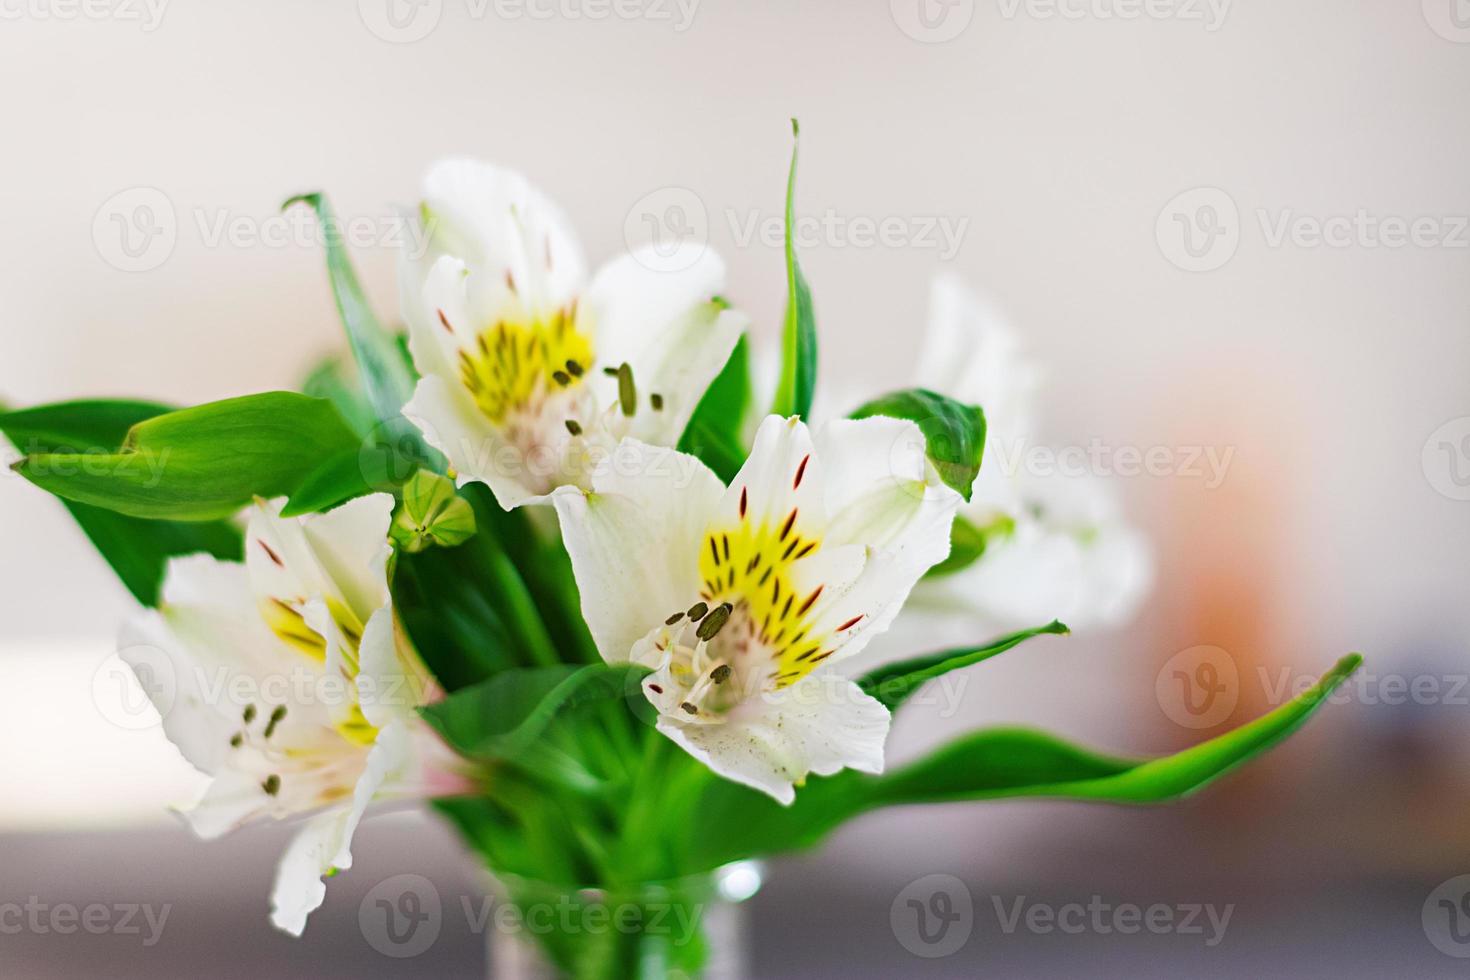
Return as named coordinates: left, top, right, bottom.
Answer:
left=2, top=1, right=1469, bottom=976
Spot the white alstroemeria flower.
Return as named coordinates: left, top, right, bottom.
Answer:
left=399, top=158, right=748, bottom=509
left=554, top=415, right=960, bottom=804
left=118, top=495, right=457, bottom=936
left=914, top=273, right=1152, bottom=630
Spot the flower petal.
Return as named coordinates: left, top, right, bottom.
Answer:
left=268, top=718, right=412, bottom=936
left=657, top=674, right=889, bottom=805
left=553, top=440, right=724, bottom=662
left=581, top=247, right=746, bottom=446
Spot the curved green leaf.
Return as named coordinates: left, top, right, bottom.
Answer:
left=770, top=119, right=817, bottom=420
left=421, top=663, right=649, bottom=762
left=860, top=619, right=1070, bottom=710
left=11, top=392, right=361, bottom=521
left=0, top=399, right=242, bottom=605
left=681, top=654, right=1362, bottom=870
left=850, top=388, right=986, bottom=501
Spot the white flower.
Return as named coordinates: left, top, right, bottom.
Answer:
left=399, top=159, right=748, bottom=509
left=553, top=415, right=959, bottom=804
left=914, top=273, right=1152, bottom=630
left=118, top=495, right=455, bottom=936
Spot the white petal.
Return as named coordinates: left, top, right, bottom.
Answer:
left=402, top=374, right=541, bottom=509
left=915, top=273, right=1040, bottom=435
left=803, top=417, right=960, bottom=663
left=580, top=247, right=745, bottom=445
left=717, top=415, right=827, bottom=531
left=298, top=494, right=394, bottom=617
left=357, top=602, right=437, bottom=729
left=658, top=674, right=889, bottom=805
left=418, top=158, right=587, bottom=317
left=553, top=440, right=724, bottom=662
left=268, top=719, right=412, bottom=936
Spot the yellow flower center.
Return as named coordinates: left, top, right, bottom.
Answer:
left=457, top=308, right=594, bottom=424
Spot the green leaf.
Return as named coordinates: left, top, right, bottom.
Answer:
left=926, top=513, right=1014, bottom=578
left=284, top=193, right=418, bottom=427
left=770, top=119, right=817, bottom=420
left=859, top=620, right=1070, bottom=711
left=421, top=663, right=649, bottom=762
left=0, top=400, right=243, bottom=605
left=300, top=353, right=376, bottom=436
left=678, top=334, right=751, bottom=483
left=11, top=392, right=361, bottom=521
left=850, top=388, right=986, bottom=501
left=682, top=654, right=1363, bottom=871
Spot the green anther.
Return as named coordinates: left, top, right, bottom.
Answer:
left=553, top=370, right=572, bottom=386
left=687, top=601, right=709, bottom=620
left=264, top=705, right=287, bottom=738
left=710, top=664, right=732, bottom=684
left=565, top=359, right=584, bottom=377
left=262, top=775, right=281, bottom=796
left=565, top=419, right=583, bottom=436
left=696, top=603, right=733, bottom=642
left=243, top=704, right=257, bottom=724
left=650, top=393, right=664, bottom=411
left=665, top=611, right=684, bottom=626
left=617, top=362, right=636, bottom=416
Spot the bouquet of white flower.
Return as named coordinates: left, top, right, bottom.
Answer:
left=0, top=125, right=1360, bottom=978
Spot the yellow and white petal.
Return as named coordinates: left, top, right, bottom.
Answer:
left=656, top=673, right=889, bottom=805
left=356, top=603, right=438, bottom=729
left=553, top=440, right=725, bottom=663
left=716, top=415, right=828, bottom=532
left=268, top=718, right=413, bottom=936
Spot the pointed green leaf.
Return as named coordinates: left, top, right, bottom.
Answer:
left=682, top=654, right=1363, bottom=871
left=11, top=392, right=361, bottom=521
left=859, top=620, right=1070, bottom=710
left=770, top=120, right=817, bottom=420
left=284, top=193, right=418, bottom=428
left=0, top=400, right=242, bottom=605
left=850, top=388, right=986, bottom=501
